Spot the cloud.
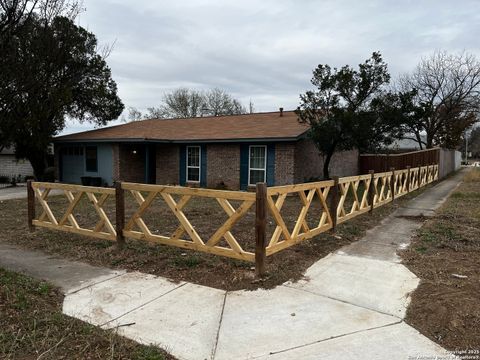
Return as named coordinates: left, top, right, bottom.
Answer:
left=64, top=0, right=480, bottom=134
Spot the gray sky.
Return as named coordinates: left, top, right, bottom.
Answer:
left=64, top=0, right=480, bottom=134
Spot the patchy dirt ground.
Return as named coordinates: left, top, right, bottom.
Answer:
left=0, top=184, right=424, bottom=291
left=0, top=267, right=174, bottom=360
left=401, top=169, right=480, bottom=351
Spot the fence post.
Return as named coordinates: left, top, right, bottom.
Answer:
left=390, top=167, right=395, bottom=202
left=329, top=176, right=339, bottom=231
left=368, top=170, right=375, bottom=213
left=255, top=182, right=267, bottom=277
left=27, top=180, right=35, bottom=232
left=406, top=166, right=411, bottom=193
left=115, top=181, right=125, bottom=250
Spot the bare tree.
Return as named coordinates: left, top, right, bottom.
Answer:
left=161, top=88, right=204, bottom=118
left=126, top=106, right=143, bottom=121
left=203, top=88, right=246, bottom=116
left=400, top=51, right=480, bottom=149
left=157, top=87, right=246, bottom=119
left=125, top=88, right=247, bottom=122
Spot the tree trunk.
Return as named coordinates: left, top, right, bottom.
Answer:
left=323, top=151, right=334, bottom=180
left=27, top=152, right=48, bottom=181
left=414, top=131, right=423, bottom=150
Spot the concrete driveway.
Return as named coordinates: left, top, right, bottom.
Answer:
left=0, top=186, right=28, bottom=201
left=0, top=185, right=63, bottom=201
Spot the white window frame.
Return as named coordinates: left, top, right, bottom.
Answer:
left=186, top=146, right=201, bottom=183
left=248, top=145, right=267, bottom=186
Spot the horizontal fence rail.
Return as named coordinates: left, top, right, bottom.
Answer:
left=27, top=163, right=439, bottom=276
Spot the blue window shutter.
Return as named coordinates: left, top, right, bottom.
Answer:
left=240, top=144, right=249, bottom=190
left=200, top=145, right=207, bottom=187
left=267, top=144, right=275, bottom=186
left=179, top=145, right=186, bottom=186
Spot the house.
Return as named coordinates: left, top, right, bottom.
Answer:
left=388, top=135, right=427, bottom=152
left=54, top=110, right=358, bottom=189
left=0, top=146, right=34, bottom=180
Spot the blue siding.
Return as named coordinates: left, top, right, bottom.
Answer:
left=240, top=144, right=249, bottom=190
left=179, top=145, right=186, bottom=186
left=267, top=144, right=275, bottom=186
left=61, top=143, right=113, bottom=185
left=85, top=144, right=113, bottom=185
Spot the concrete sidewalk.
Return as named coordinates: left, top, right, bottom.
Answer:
left=0, top=171, right=465, bottom=360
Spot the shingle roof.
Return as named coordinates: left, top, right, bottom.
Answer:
left=55, top=111, right=309, bottom=143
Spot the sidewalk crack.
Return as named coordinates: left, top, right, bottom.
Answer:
left=254, top=320, right=403, bottom=358
left=211, top=290, right=228, bottom=360
left=281, top=284, right=404, bottom=320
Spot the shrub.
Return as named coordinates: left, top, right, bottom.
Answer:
left=43, top=167, right=56, bottom=182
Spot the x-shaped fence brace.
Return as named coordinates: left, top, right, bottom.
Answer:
left=31, top=182, right=116, bottom=241
left=121, top=183, right=256, bottom=261
left=265, top=181, right=333, bottom=256
left=394, top=169, right=409, bottom=198
left=409, top=167, right=420, bottom=191
left=372, top=172, right=393, bottom=208
left=419, top=166, right=428, bottom=187
left=336, top=175, right=372, bottom=224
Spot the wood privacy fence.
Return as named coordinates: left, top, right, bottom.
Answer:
left=27, top=164, right=439, bottom=276
left=359, top=148, right=440, bottom=174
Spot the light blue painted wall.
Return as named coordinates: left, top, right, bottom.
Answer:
left=61, top=143, right=113, bottom=185
left=84, top=144, right=113, bottom=185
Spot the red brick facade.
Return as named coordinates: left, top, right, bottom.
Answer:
left=274, top=142, right=295, bottom=185
left=294, top=139, right=359, bottom=182
left=116, top=143, right=146, bottom=183
left=106, top=139, right=359, bottom=189
left=112, top=144, right=120, bottom=182
left=206, top=144, right=240, bottom=189
left=156, top=144, right=180, bottom=185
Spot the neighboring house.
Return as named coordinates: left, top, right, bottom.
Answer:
left=54, top=110, right=358, bottom=189
left=388, top=135, right=427, bottom=152
left=0, top=146, right=34, bottom=179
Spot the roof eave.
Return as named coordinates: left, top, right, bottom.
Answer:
left=54, top=133, right=309, bottom=144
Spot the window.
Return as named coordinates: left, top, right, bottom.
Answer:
left=85, top=146, right=98, bottom=172
left=186, top=146, right=201, bottom=182
left=248, top=145, right=267, bottom=185
left=62, top=146, right=83, bottom=156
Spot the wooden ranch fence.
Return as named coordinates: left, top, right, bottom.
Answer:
left=27, top=164, right=439, bottom=276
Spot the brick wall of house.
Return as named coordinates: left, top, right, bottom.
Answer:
left=206, top=144, right=240, bottom=189
left=0, top=155, right=34, bottom=178
left=118, top=144, right=145, bottom=183
left=112, top=144, right=120, bottom=182
left=274, top=142, right=295, bottom=185
left=156, top=144, right=180, bottom=185
left=294, top=138, right=359, bottom=182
